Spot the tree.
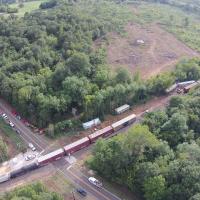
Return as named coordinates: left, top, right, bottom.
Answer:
left=115, top=68, right=131, bottom=84
left=67, top=52, right=91, bottom=76
left=144, top=175, right=166, bottom=200
left=47, top=123, right=55, bottom=138
left=0, top=136, right=8, bottom=162
left=160, top=113, right=188, bottom=147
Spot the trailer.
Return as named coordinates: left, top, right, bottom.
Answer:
left=64, top=137, right=90, bottom=155
left=111, top=114, right=136, bottom=132
left=115, top=104, right=130, bottom=115
left=37, top=148, right=64, bottom=166
left=88, top=126, right=113, bottom=143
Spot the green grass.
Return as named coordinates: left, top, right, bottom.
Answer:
left=10, top=0, right=47, bottom=17
left=131, top=2, right=200, bottom=51
left=0, top=118, right=25, bottom=151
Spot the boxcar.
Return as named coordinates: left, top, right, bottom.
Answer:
left=88, top=126, right=113, bottom=143
left=111, top=114, right=136, bottom=132
left=64, top=137, right=90, bottom=155
left=38, top=148, right=64, bottom=166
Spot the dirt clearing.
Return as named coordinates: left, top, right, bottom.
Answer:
left=106, top=23, right=199, bottom=79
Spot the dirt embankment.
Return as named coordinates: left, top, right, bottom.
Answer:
left=103, top=23, right=199, bottom=79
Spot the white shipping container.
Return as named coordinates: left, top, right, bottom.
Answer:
left=82, top=118, right=101, bottom=130
left=115, top=104, right=130, bottom=114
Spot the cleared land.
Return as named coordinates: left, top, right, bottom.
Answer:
left=9, top=0, right=46, bottom=17
left=106, top=23, right=199, bottom=79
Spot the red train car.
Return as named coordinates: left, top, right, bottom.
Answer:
left=88, top=126, right=114, bottom=143
left=64, top=137, right=90, bottom=155
left=111, top=114, right=136, bottom=132
left=37, top=148, right=64, bottom=166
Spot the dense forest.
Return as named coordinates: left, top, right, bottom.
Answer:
left=0, top=0, right=199, bottom=134
left=0, top=0, right=179, bottom=132
left=88, top=73, right=200, bottom=200
left=0, top=0, right=134, bottom=127
left=0, top=182, right=63, bottom=200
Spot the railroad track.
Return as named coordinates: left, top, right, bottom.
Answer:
left=0, top=99, right=48, bottom=151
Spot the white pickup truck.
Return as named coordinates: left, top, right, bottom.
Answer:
left=88, top=177, right=102, bottom=188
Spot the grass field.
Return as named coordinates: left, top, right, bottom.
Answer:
left=0, top=118, right=25, bottom=152
left=10, top=0, right=47, bottom=17
left=131, top=2, right=200, bottom=51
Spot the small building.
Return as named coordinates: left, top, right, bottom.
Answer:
left=82, top=118, right=101, bottom=130
left=115, top=104, right=130, bottom=115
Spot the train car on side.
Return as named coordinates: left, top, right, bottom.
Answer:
left=88, top=126, right=114, bottom=143
left=64, top=137, right=90, bottom=155
left=183, top=81, right=200, bottom=93
left=38, top=148, right=64, bottom=166
left=111, top=114, right=136, bottom=132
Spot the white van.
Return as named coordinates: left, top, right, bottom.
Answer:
left=88, top=177, right=102, bottom=188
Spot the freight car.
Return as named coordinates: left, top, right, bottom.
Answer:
left=64, top=137, right=90, bottom=155
left=38, top=148, right=65, bottom=166
left=111, top=114, right=136, bottom=132
left=88, top=126, right=113, bottom=143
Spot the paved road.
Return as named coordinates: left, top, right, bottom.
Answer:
left=0, top=98, right=48, bottom=151
left=54, top=158, right=122, bottom=200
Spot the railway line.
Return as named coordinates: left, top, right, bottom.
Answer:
left=0, top=99, right=48, bottom=151
left=0, top=84, right=189, bottom=199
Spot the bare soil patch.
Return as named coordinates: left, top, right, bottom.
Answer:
left=105, top=23, right=199, bottom=79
